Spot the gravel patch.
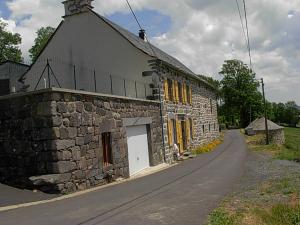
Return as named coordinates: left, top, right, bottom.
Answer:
left=226, top=151, right=300, bottom=211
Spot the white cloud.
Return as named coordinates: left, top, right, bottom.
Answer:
left=3, top=0, right=300, bottom=104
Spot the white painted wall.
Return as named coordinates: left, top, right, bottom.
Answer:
left=24, top=11, right=153, bottom=98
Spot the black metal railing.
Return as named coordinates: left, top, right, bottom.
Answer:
left=30, top=58, right=153, bottom=100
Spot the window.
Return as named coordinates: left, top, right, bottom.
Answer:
left=210, top=99, right=213, bottom=114
left=102, top=132, right=112, bottom=166
left=202, top=125, right=205, bottom=134
left=168, top=79, right=174, bottom=102
left=186, top=85, right=191, bottom=104
left=178, top=82, right=183, bottom=103
left=209, top=124, right=211, bottom=132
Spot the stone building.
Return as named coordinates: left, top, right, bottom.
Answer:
left=0, top=0, right=219, bottom=193
left=245, top=117, right=285, bottom=144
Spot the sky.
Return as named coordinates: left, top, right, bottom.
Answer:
left=0, top=0, right=300, bottom=105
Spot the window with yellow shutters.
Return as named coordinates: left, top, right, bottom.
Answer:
left=168, top=79, right=174, bottom=102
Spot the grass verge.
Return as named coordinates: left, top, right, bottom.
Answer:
left=205, top=128, right=300, bottom=225
left=245, top=127, right=300, bottom=161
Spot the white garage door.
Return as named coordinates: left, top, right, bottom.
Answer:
left=126, top=125, right=150, bottom=176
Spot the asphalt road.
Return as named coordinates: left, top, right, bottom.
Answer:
left=0, top=184, right=57, bottom=207
left=0, top=130, right=248, bottom=225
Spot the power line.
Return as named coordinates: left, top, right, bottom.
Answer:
left=125, top=0, right=166, bottom=162
left=242, top=0, right=253, bottom=69
left=125, top=0, right=157, bottom=58
left=235, top=0, right=248, bottom=50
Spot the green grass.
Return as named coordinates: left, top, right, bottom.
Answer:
left=206, top=209, right=240, bottom=225
left=277, top=128, right=300, bottom=161
left=254, top=204, right=300, bottom=225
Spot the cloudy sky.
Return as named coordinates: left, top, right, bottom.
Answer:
left=1, top=0, right=299, bottom=104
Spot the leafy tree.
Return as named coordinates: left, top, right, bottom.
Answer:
left=29, top=26, right=55, bottom=62
left=285, top=101, right=299, bottom=126
left=0, top=21, right=22, bottom=63
left=198, top=74, right=220, bottom=91
left=219, top=59, right=262, bottom=127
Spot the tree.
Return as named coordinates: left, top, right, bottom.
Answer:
left=29, top=26, right=55, bottom=62
left=0, top=21, right=22, bottom=63
left=198, top=74, right=220, bottom=91
left=285, top=101, right=299, bottom=127
left=219, top=59, right=262, bottom=127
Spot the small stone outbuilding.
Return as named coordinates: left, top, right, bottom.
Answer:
left=245, top=117, right=285, bottom=144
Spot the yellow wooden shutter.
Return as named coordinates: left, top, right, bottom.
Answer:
left=177, top=120, right=183, bottom=153
left=174, top=81, right=179, bottom=103
left=175, top=119, right=181, bottom=152
left=164, top=79, right=169, bottom=101
left=172, top=80, right=176, bottom=103
left=168, top=119, right=173, bottom=146
left=186, top=120, right=190, bottom=147
left=189, top=85, right=192, bottom=105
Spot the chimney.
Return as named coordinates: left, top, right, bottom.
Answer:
left=62, top=0, right=94, bottom=17
left=139, top=29, right=146, bottom=41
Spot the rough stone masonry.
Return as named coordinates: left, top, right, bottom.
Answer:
left=0, top=89, right=163, bottom=193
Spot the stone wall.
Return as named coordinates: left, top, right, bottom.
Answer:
left=0, top=88, right=163, bottom=193
left=159, top=66, right=219, bottom=162
left=257, top=129, right=285, bottom=145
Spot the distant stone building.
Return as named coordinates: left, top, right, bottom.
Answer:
left=245, top=117, right=285, bottom=144
left=0, top=0, right=219, bottom=193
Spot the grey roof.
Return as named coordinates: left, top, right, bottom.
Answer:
left=92, top=11, right=214, bottom=88
left=0, top=60, right=29, bottom=68
left=245, top=117, right=283, bottom=131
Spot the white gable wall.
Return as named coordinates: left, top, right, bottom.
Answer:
left=25, top=11, right=153, bottom=98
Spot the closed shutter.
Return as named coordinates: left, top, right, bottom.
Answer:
left=186, top=119, right=190, bottom=147
left=168, top=119, right=174, bottom=146
left=176, top=119, right=183, bottom=153
left=174, top=81, right=179, bottom=103
left=164, top=79, right=169, bottom=101
left=189, top=85, right=192, bottom=105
